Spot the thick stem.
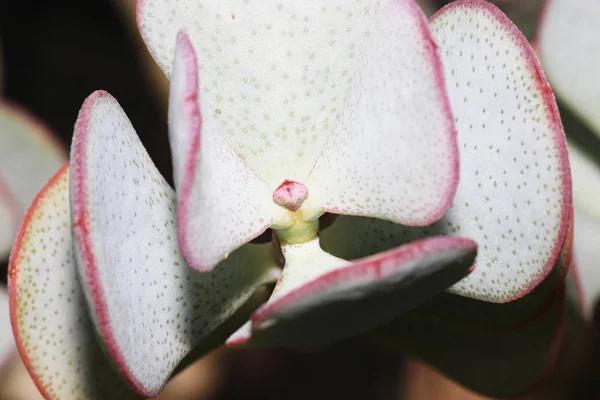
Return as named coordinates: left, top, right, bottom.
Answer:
left=273, top=219, right=319, bottom=245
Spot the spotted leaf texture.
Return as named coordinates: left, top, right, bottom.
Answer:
left=139, top=0, right=458, bottom=228
left=321, top=0, right=572, bottom=302
left=227, top=236, right=477, bottom=347
left=427, top=0, right=571, bottom=302
left=70, top=91, right=281, bottom=397
left=169, top=32, right=281, bottom=272
left=307, top=0, right=458, bottom=226
left=8, top=165, right=142, bottom=400
left=0, top=103, right=66, bottom=259
left=538, top=0, right=600, bottom=135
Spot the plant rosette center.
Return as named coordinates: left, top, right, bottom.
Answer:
left=271, top=179, right=323, bottom=244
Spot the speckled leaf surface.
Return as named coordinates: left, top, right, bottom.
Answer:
left=0, top=103, right=66, bottom=259
left=8, top=165, right=142, bottom=400
left=168, top=32, right=280, bottom=272
left=324, top=210, right=572, bottom=326
left=70, top=91, right=280, bottom=397
left=427, top=0, right=570, bottom=302
left=538, top=0, right=600, bottom=135
left=227, top=236, right=477, bottom=347
left=324, top=0, right=571, bottom=303
left=139, top=1, right=458, bottom=230
left=305, top=0, right=458, bottom=226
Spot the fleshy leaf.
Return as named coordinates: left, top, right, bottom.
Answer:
left=0, top=286, right=14, bottom=376
left=538, top=0, right=600, bottom=317
left=427, top=0, right=571, bottom=301
left=0, top=103, right=66, bottom=258
left=227, top=236, right=477, bottom=347
left=139, top=1, right=458, bottom=228
left=8, top=164, right=142, bottom=400
left=538, top=0, right=600, bottom=135
left=306, top=0, right=458, bottom=226
left=169, top=31, right=280, bottom=272
left=323, top=0, right=572, bottom=302
left=569, top=143, right=600, bottom=220
left=566, top=144, right=600, bottom=316
left=70, top=91, right=280, bottom=396
left=0, top=188, right=18, bottom=261
left=322, top=213, right=570, bottom=327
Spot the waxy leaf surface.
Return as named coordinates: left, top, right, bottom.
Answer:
left=168, top=31, right=280, bottom=272
left=70, top=91, right=280, bottom=396
left=144, top=0, right=460, bottom=271
left=0, top=104, right=65, bottom=258
left=323, top=0, right=571, bottom=302
left=538, top=0, right=600, bottom=135
left=8, top=165, right=142, bottom=400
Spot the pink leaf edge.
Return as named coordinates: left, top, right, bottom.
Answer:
left=227, top=236, right=478, bottom=346
left=314, top=0, right=459, bottom=227
left=170, top=30, right=272, bottom=272
left=8, top=162, right=69, bottom=400
left=70, top=91, right=146, bottom=394
left=433, top=0, right=572, bottom=302
left=0, top=101, right=67, bottom=256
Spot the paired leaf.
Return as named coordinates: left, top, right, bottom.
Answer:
left=165, top=0, right=460, bottom=271
left=168, top=31, right=281, bottom=272
left=227, top=236, right=477, bottom=347
left=538, top=0, right=600, bottom=135
left=139, top=0, right=457, bottom=203
left=69, top=91, right=280, bottom=396
left=0, top=103, right=66, bottom=258
left=305, top=0, right=458, bottom=226
left=322, top=0, right=571, bottom=303
left=538, top=0, right=600, bottom=318
left=427, top=0, right=570, bottom=301
left=8, top=165, right=142, bottom=400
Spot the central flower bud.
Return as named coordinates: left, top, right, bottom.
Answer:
left=272, top=180, right=308, bottom=212
left=272, top=180, right=320, bottom=244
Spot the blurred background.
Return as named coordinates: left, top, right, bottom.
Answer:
left=1, top=0, right=600, bottom=399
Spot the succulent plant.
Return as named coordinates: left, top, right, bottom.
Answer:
left=0, top=37, right=66, bottom=377
left=5, top=0, right=572, bottom=399
left=0, top=287, right=14, bottom=376
left=537, top=0, right=600, bottom=317
left=0, top=104, right=67, bottom=260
